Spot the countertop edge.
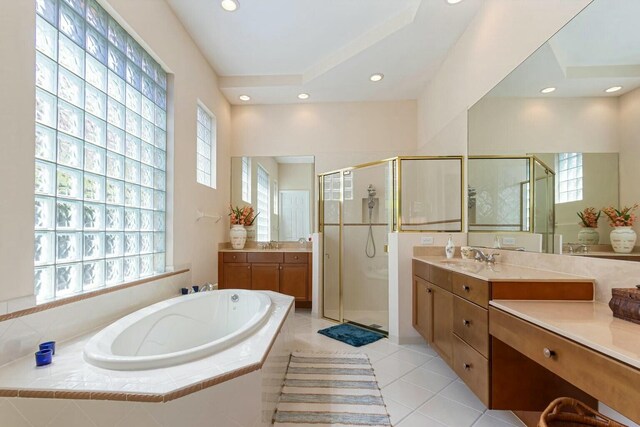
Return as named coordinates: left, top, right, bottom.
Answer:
left=489, top=300, right=640, bottom=370
left=413, top=256, right=595, bottom=283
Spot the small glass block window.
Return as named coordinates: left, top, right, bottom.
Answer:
left=241, top=156, right=251, bottom=203
left=272, top=180, right=278, bottom=215
left=555, top=153, right=583, bottom=204
left=256, top=165, right=270, bottom=242
left=34, top=0, right=168, bottom=303
left=196, top=104, right=216, bottom=188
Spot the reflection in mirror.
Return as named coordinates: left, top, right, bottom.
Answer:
left=230, top=156, right=314, bottom=242
left=467, top=0, right=639, bottom=259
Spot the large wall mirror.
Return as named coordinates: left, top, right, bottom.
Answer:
left=468, top=0, right=639, bottom=259
left=231, top=156, right=315, bottom=242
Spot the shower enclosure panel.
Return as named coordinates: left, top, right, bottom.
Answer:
left=321, top=172, right=341, bottom=322
left=341, top=163, right=393, bottom=332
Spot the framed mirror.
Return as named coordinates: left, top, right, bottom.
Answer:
left=230, top=156, right=315, bottom=242
left=467, top=0, right=639, bottom=259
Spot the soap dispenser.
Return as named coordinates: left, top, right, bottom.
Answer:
left=445, top=235, right=455, bottom=259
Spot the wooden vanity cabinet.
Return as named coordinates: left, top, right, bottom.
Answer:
left=219, top=251, right=312, bottom=307
left=412, top=259, right=594, bottom=409
left=412, top=261, right=454, bottom=365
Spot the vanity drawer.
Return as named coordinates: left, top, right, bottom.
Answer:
left=453, top=335, right=489, bottom=406
left=248, top=252, right=283, bottom=263
left=490, top=307, right=640, bottom=422
left=453, top=273, right=489, bottom=308
left=453, top=296, right=489, bottom=357
left=413, top=260, right=430, bottom=282
left=284, top=252, right=308, bottom=264
left=429, top=265, right=452, bottom=291
left=223, top=252, right=247, bottom=263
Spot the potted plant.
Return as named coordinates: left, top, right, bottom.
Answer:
left=603, top=204, right=639, bottom=253
left=228, top=204, right=259, bottom=250
left=577, top=207, right=600, bottom=245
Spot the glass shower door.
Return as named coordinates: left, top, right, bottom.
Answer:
left=341, top=163, right=391, bottom=333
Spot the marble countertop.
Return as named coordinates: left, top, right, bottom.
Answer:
left=413, top=256, right=594, bottom=283
left=0, top=292, right=293, bottom=402
left=567, top=251, right=640, bottom=258
left=490, top=300, right=640, bottom=370
left=219, top=248, right=311, bottom=253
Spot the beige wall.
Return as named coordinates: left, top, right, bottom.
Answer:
left=416, top=0, right=592, bottom=156
left=469, top=97, right=620, bottom=155
left=231, top=101, right=417, bottom=173
left=0, top=0, right=231, bottom=307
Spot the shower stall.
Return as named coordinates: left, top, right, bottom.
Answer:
left=320, top=157, right=464, bottom=334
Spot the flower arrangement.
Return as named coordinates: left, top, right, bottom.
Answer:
left=602, top=204, right=639, bottom=227
left=229, top=204, right=258, bottom=226
left=577, top=207, right=600, bottom=228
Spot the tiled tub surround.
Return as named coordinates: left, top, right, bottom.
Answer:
left=0, top=270, right=191, bottom=367
left=0, top=292, right=293, bottom=400
left=0, top=297, right=295, bottom=427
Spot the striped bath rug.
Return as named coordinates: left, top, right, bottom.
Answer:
left=273, top=352, right=391, bottom=426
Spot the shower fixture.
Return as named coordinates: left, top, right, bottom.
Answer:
left=366, top=184, right=377, bottom=258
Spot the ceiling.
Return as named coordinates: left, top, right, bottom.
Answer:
left=488, top=0, right=640, bottom=98
left=166, top=0, right=483, bottom=105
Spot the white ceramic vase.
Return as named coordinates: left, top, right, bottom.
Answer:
left=577, top=228, right=599, bottom=245
left=610, top=226, right=637, bottom=254
left=230, top=224, right=247, bottom=250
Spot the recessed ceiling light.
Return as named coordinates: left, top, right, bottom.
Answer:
left=540, top=87, right=556, bottom=94
left=298, top=93, right=310, bottom=100
left=446, top=0, right=463, bottom=4
left=370, top=73, right=384, bottom=82
left=221, top=0, right=239, bottom=12
left=238, top=95, right=251, bottom=101
left=605, top=86, right=622, bottom=93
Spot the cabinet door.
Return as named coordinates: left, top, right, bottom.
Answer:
left=222, top=263, right=251, bottom=289
left=280, top=264, right=308, bottom=300
left=251, top=263, right=280, bottom=292
left=432, top=285, right=454, bottom=364
left=413, top=276, right=433, bottom=343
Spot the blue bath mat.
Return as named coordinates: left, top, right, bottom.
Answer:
left=318, top=323, right=385, bottom=347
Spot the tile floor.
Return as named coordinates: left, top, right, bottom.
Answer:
left=293, top=309, right=525, bottom=427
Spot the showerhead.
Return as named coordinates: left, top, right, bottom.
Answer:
left=367, top=184, right=376, bottom=198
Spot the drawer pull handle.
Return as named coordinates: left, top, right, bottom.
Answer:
left=279, top=266, right=283, bottom=270
left=247, top=266, right=251, bottom=270
left=294, top=256, right=298, bottom=259
left=543, top=348, right=555, bottom=359
left=463, top=363, right=471, bottom=371
left=462, top=319, right=471, bottom=327
left=462, top=285, right=470, bottom=292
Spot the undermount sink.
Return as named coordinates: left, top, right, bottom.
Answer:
left=439, top=259, right=487, bottom=273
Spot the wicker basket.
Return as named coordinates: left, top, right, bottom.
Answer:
left=538, top=398, right=627, bottom=427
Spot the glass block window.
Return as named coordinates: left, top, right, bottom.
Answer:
left=555, top=153, right=583, bottom=204
left=272, top=180, right=278, bottom=215
left=34, top=0, right=168, bottom=303
left=241, top=156, right=251, bottom=203
left=196, top=104, right=216, bottom=188
left=343, top=171, right=353, bottom=201
left=256, top=166, right=270, bottom=241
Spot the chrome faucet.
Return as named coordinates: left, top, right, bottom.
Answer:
left=471, top=248, right=500, bottom=265
left=200, top=282, right=216, bottom=292
left=269, top=240, right=279, bottom=250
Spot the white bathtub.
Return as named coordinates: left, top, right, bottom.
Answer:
left=83, top=289, right=273, bottom=370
